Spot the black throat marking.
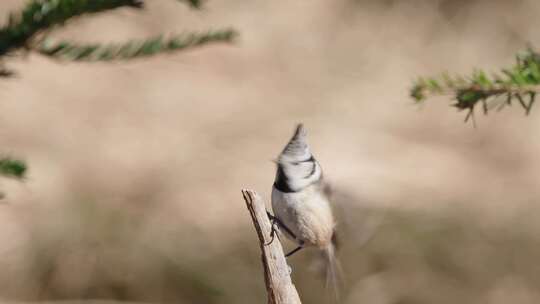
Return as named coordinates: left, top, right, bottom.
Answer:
left=274, top=165, right=295, bottom=193
left=274, top=156, right=318, bottom=193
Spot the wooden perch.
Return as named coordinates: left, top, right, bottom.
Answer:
left=242, top=189, right=302, bottom=304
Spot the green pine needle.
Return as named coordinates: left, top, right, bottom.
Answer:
left=179, top=0, right=203, bottom=9
left=38, top=29, right=237, bottom=61
left=411, top=48, right=540, bottom=122
left=0, top=0, right=143, bottom=57
left=0, top=157, right=27, bottom=179
left=0, top=0, right=238, bottom=74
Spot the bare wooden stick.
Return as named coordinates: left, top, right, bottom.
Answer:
left=242, top=189, right=302, bottom=304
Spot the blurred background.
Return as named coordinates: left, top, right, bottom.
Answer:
left=1, top=0, right=540, bottom=303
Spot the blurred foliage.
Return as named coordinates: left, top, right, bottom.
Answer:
left=0, top=0, right=237, bottom=189
left=180, top=0, right=203, bottom=9
left=0, top=157, right=26, bottom=179
left=0, top=0, right=237, bottom=73
left=39, top=30, right=236, bottom=61
left=411, top=48, right=540, bottom=123
left=0, top=0, right=144, bottom=57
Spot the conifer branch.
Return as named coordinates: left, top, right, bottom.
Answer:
left=38, top=29, right=237, bottom=61
left=179, top=0, right=203, bottom=9
left=0, top=0, right=143, bottom=57
left=411, top=48, right=540, bottom=122
left=0, top=0, right=237, bottom=180
left=0, top=0, right=237, bottom=72
left=0, top=157, right=26, bottom=180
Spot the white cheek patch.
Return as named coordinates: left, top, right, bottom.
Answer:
left=283, top=161, right=322, bottom=191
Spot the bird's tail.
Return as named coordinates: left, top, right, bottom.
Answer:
left=323, top=243, right=342, bottom=302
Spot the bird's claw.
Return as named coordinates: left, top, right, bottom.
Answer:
left=266, top=211, right=281, bottom=245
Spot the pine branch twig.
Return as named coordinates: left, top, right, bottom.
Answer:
left=38, top=29, right=237, bottom=61
left=178, top=0, right=203, bottom=9
left=0, top=0, right=238, bottom=70
left=0, top=0, right=143, bottom=57
left=0, top=0, right=238, bottom=187
left=411, top=48, right=540, bottom=122
left=0, top=157, right=26, bottom=179
left=242, top=189, right=302, bottom=304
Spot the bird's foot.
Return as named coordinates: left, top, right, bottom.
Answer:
left=266, top=211, right=282, bottom=245
left=266, top=211, right=298, bottom=246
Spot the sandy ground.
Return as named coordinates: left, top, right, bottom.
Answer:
left=1, top=0, right=540, bottom=302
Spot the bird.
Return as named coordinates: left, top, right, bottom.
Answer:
left=270, top=123, right=340, bottom=297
